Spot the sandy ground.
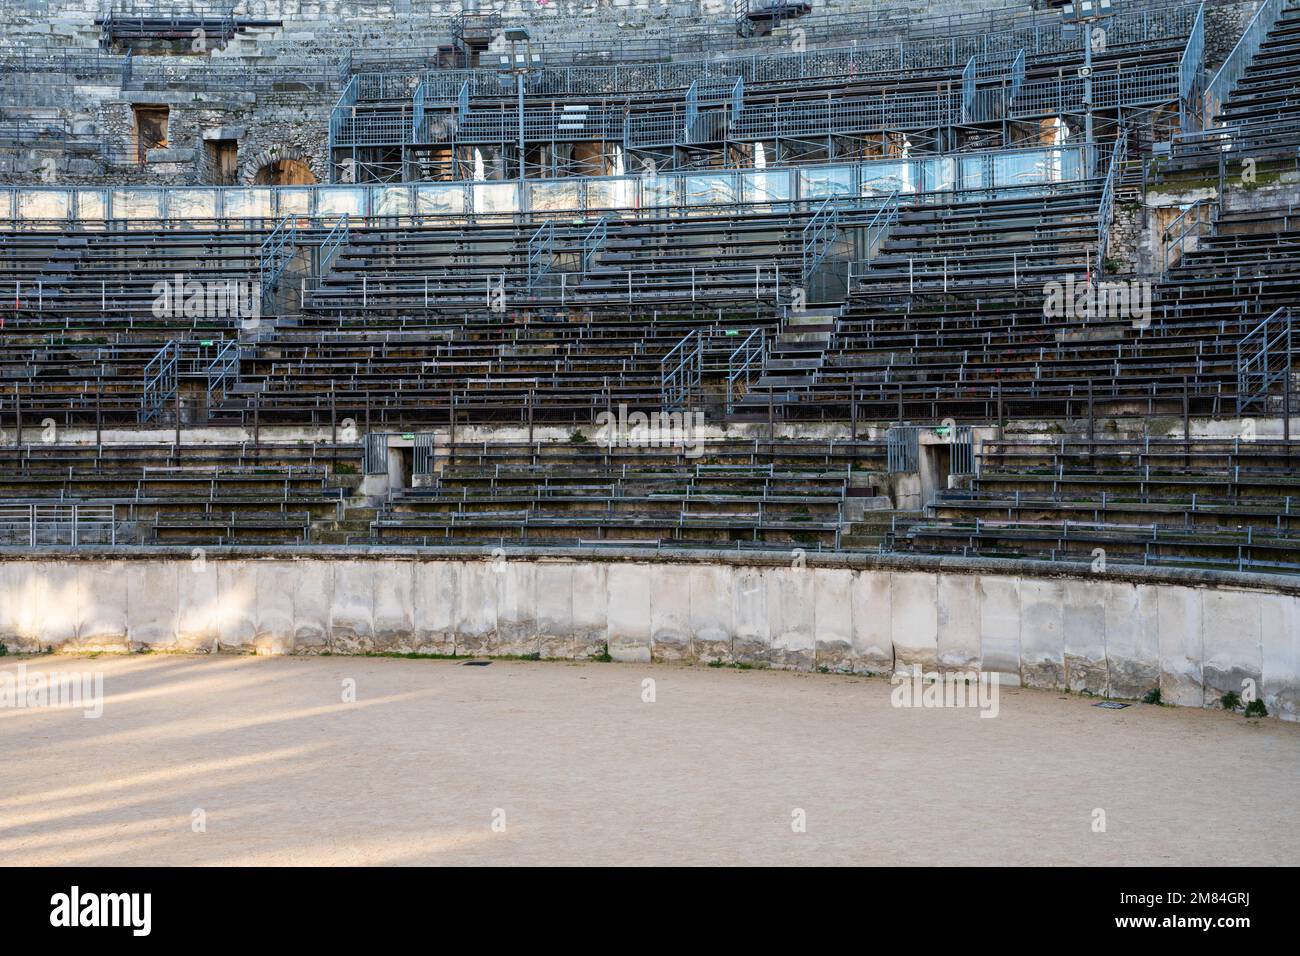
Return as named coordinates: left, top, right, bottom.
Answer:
left=1, top=654, right=1298, bottom=866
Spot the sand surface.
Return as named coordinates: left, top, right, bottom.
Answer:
left=2, top=654, right=1297, bottom=866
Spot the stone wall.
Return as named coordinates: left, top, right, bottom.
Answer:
left=1, top=546, right=1295, bottom=721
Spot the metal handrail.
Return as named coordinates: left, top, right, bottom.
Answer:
left=1096, top=133, right=1125, bottom=268
left=1178, top=0, right=1205, bottom=131
left=1204, top=0, right=1286, bottom=127
left=1238, top=307, right=1293, bottom=415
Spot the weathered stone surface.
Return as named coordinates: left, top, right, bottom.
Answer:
left=813, top=568, right=853, bottom=672
left=891, top=571, right=938, bottom=672
left=494, top=561, right=538, bottom=657
left=123, top=561, right=178, bottom=651
left=1020, top=578, right=1065, bottom=689
left=329, top=559, right=375, bottom=653
left=216, top=560, right=258, bottom=652
left=254, top=562, right=297, bottom=655
left=1202, top=588, right=1262, bottom=707
left=767, top=567, right=815, bottom=671
left=851, top=570, right=892, bottom=674
left=936, top=573, right=979, bottom=671
left=79, top=560, right=130, bottom=651
left=688, top=564, right=732, bottom=663
left=372, top=560, right=414, bottom=653
left=290, top=559, right=333, bottom=653
left=1261, top=593, right=1300, bottom=721
left=2, top=551, right=1297, bottom=721
left=978, top=574, right=1020, bottom=683
left=606, top=563, right=651, bottom=663
left=454, top=560, right=497, bottom=656
left=1157, top=585, right=1203, bottom=707
left=731, top=565, right=770, bottom=665
left=1062, top=577, right=1108, bottom=694
left=1103, top=582, right=1160, bottom=699
left=648, top=564, right=692, bottom=662
left=412, top=559, right=457, bottom=655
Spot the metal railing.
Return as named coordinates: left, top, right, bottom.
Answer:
left=141, top=340, right=178, bottom=424
left=0, top=504, right=116, bottom=547
left=1162, top=197, right=1217, bottom=273
left=398, top=2, right=1201, bottom=102
left=1205, top=0, right=1287, bottom=127
left=801, top=195, right=840, bottom=288
left=725, top=329, right=766, bottom=414
left=581, top=215, right=609, bottom=274
left=846, top=190, right=904, bottom=289
left=526, top=219, right=556, bottom=293
left=662, top=329, right=705, bottom=412
left=319, top=212, right=350, bottom=276
left=962, top=49, right=1025, bottom=124
left=259, top=214, right=298, bottom=298
left=1096, top=133, right=1125, bottom=268
left=1179, top=1, right=1206, bottom=132
left=1238, top=307, right=1293, bottom=415
left=199, top=338, right=242, bottom=406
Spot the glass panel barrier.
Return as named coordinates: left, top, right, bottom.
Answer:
left=740, top=170, right=793, bottom=207
left=316, top=187, right=366, bottom=221
left=277, top=187, right=315, bottom=223
left=799, top=165, right=854, bottom=200
left=166, top=188, right=217, bottom=226
left=860, top=160, right=913, bottom=197
left=639, top=174, right=677, bottom=210
left=75, top=189, right=108, bottom=228
left=585, top=178, right=637, bottom=215
left=224, top=187, right=274, bottom=223
left=110, top=188, right=161, bottom=227
left=18, top=189, right=71, bottom=228
left=683, top=173, right=736, bottom=211
left=415, top=183, right=467, bottom=221
left=375, top=186, right=414, bottom=220
left=528, top=180, right=582, bottom=217
left=471, top=182, right=519, bottom=218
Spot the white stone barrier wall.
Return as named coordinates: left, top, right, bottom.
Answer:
left=0, top=551, right=1295, bottom=721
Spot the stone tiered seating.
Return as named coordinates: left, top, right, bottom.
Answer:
left=0, top=442, right=364, bottom=545
left=907, top=435, right=1300, bottom=573
left=1215, top=0, right=1300, bottom=134
left=370, top=438, right=886, bottom=549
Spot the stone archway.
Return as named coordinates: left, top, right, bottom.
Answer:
left=239, top=144, right=319, bottom=186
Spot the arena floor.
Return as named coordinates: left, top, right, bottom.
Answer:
left=2, top=654, right=1298, bottom=866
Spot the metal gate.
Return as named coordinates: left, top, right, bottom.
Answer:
left=950, top=425, right=975, bottom=476
left=413, top=433, right=436, bottom=476
left=363, top=433, right=389, bottom=474
left=886, top=425, right=919, bottom=473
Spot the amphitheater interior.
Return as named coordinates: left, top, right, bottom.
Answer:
left=1, top=0, right=1299, bottom=720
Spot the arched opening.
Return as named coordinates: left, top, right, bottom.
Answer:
left=252, top=158, right=317, bottom=185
